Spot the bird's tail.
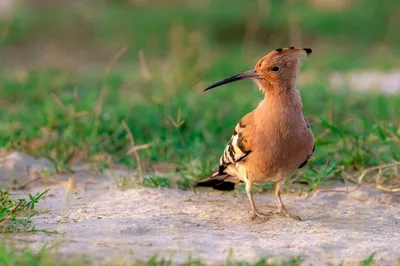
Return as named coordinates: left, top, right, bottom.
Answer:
left=195, top=171, right=241, bottom=191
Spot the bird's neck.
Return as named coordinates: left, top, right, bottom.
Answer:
left=269, top=86, right=302, bottom=106
left=257, top=87, right=303, bottom=121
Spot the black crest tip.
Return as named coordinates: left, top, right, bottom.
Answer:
left=304, top=48, right=312, bottom=55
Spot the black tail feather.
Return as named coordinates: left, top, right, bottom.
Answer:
left=195, top=173, right=237, bottom=191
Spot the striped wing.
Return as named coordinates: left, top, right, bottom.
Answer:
left=217, top=112, right=254, bottom=174
left=195, top=112, right=254, bottom=191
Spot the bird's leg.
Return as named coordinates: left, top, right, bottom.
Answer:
left=244, top=176, right=271, bottom=220
left=274, top=181, right=301, bottom=221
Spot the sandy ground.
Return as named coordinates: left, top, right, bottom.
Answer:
left=1, top=152, right=400, bottom=265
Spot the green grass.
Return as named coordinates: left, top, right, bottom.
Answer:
left=0, top=189, right=48, bottom=233
left=0, top=244, right=393, bottom=266
left=0, top=242, right=303, bottom=266
left=0, top=1, right=399, bottom=193
left=0, top=243, right=84, bottom=266
left=361, top=252, right=376, bottom=266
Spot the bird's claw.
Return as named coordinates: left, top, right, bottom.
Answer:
left=276, top=209, right=301, bottom=221
left=248, top=209, right=272, bottom=221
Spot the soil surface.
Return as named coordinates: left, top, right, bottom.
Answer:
left=2, top=152, right=400, bottom=265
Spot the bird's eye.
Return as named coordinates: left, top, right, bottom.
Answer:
left=271, top=66, right=280, bottom=72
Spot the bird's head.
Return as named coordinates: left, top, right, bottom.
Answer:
left=204, top=47, right=312, bottom=93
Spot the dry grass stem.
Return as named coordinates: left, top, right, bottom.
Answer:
left=358, top=162, right=400, bottom=183
left=122, top=120, right=153, bottom=182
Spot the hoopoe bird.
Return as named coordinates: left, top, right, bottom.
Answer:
left=196, top=47, right=315, bottom=221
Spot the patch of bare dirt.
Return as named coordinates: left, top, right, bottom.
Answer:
left=1, top=153, right=399, bottom=265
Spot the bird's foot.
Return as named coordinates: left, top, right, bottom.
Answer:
left=248, top=209, right=272, bottom=221
left=276, top=208, right=301, bottom=221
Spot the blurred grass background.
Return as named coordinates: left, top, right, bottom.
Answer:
left=0, top=0, right=399, bottom=190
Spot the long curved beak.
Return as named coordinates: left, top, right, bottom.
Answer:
left=204, top=69, right=259, bottom=92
